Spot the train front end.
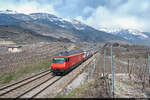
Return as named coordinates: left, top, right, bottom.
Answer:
left=51, top=57, right=69, bottom=74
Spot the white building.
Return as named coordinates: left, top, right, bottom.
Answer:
left=8, top=46, right=22, bottom=53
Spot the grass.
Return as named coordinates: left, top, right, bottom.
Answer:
left=0, top=73, right=15, bottom=84
left=0, top=58, right=52, bottom=84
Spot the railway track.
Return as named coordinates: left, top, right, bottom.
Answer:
left=0, top=62, right=64, bottom=98
left=0, top=50, right=99, bottom=98
left=0, top=69, right=63, bottom=98
left=20, top=76, right=62, bottom=98
left=0, top=69, right=53, bottom=98
left=0, top=69, right=50, bottom=91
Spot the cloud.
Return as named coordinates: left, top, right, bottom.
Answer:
left=0, top=0, right=58, bottom=15
left=83, top=6, right=94, bottom=14
left=77, top=0, right=150, bottom=32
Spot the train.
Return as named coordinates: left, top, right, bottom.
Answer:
left=51, top=48, right=98, bottom=75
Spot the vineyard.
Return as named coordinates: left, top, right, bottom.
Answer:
left=110, top=44, right=150, bottom=97
left=74, top=44, right=150, bottom=98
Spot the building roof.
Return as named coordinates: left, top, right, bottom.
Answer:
left=8, top=46, right=22, bottom=48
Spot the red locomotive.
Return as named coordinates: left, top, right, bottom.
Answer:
left=51, top=50, right=86, bottom=75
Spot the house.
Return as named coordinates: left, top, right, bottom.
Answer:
left=8, top=46, right=22, bottom=53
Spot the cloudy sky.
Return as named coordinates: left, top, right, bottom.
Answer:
left=0, top=0, right=149, bottom=32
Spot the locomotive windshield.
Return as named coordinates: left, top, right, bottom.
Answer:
left=52, top=58, right=69, bottom=63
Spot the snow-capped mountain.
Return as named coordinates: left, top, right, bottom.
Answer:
left=29, top=13, right=86, bottom=30
left=63, top=18, right=86, bottom=30
left=0, top=10, right=86, bottom=30
left=99, top=27, right=150, bottom=46
left=30, top=13, right=60, bottom=21
left=0, top=9, right=18, bottom=14
left=0, top=10, right=128, bottom=43
left=99, top=27, right=122, bottom=33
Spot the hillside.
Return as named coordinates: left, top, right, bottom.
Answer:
left=0, top=10, right=128, bottom=44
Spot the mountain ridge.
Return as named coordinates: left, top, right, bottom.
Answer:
left=0, top=10, right=129, bottom=44
left=99, top=27, right=150, bottom=46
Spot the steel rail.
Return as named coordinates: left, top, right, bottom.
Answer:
left=0, top=69, right=50, bottom=91
left=16, top=75, right=56, bottom=98
left=31, top=76, right=62, bottom=98
left=0, top=71, right=51, bottom=96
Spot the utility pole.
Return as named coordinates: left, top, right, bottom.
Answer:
left=111, top=45, right=114, bottom=97
left=103, top=49, right=106, bottom=76
left=91, top=59, right=96, bottom=77
left=148, top=53, right=150, bottom=85
left=88, top=65, right=90, bottom=80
